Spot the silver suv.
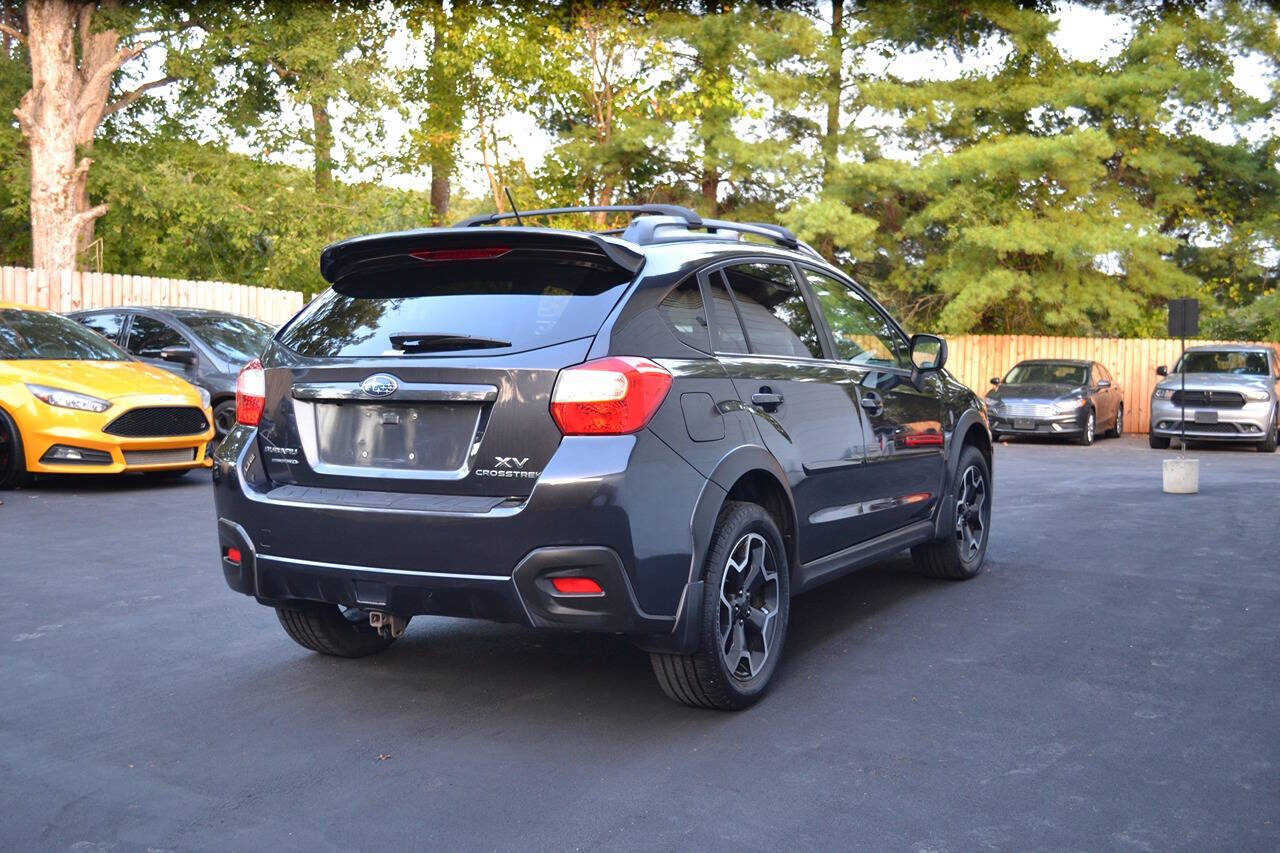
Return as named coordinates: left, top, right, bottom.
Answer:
left=1149, top=344, right=1280, bottom=453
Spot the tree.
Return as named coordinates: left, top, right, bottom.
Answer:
left=4, top=0, right=186, bottom=270
left=167, top=0, right=396, bottom=192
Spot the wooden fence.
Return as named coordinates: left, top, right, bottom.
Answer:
left=0, top=266, right=303, bottom=326
left=944, top=334, right=1278, bottom=435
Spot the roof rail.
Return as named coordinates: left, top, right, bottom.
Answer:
left=454, top=204, right=703, bottom=228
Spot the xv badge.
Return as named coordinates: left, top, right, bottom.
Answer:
left=493, top=456, right=529, bottom=469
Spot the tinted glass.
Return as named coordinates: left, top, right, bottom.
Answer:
left=0, top=309, right=128, bottom=361
left=181, top=314, right=272, bottom=363
left=1004, top=362, right=1088, bottom=385
left=707, top=272, right=747, bottom=353
left=722, top=263, right=821, bottom=359
left=658, top=278, right=710, bottom=352
left=279, top=258, right=631, bottom=358
left=76, top=312, right=125, bottom=343
left=1176, top=350, right=1270, bottom=376
left=804, top=270, right=909, bottom=368
left=127, top=315, right=187, bottom=357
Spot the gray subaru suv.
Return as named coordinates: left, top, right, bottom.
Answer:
left=1149, top=344, right=1280, bottom=452
left=213, top=205, right=993, bottom=709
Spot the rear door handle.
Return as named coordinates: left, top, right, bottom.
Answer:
left=751, top=390, right=784, bottom=411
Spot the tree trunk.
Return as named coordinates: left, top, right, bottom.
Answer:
left=429, top=165, right=451, bottom=225
left=311, top=99, right=333, bottom=191
left=821, top=0, right=844, bottom=195
left=16, top=0, right=131, bottom=271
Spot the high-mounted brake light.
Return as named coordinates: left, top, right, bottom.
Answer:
left=410, top=247, right=511, bottom=262
left=235, top=358, right=265, bottom=426
left=550, top=356, right=672, bottom=435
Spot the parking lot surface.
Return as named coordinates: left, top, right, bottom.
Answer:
left=2, top=437, right=1278, bottom=851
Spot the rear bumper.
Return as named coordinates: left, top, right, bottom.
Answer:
left=212, top=425, right=712, bottom=649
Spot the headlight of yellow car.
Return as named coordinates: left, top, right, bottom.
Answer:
left=196, top=386, right=211, bottom=409
left=26, top=383, right=113, bottom=413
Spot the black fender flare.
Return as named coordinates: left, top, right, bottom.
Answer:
left=637, top=444, right=795, bottom=656
left=935, top=407, right=992, bottom=539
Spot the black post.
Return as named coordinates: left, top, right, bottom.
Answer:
left=1168, top=298, right=1198, bottom=453
left=1180, top=331, right=1186, bottom=452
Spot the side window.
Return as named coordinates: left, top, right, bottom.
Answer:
left=658, top=278, right=710, bottom=352
left=126, top=315, right=186, bottom=357
left=707, top=271, right=748, bottom=353
left=77, top=312, right=125, bottom=344
left=721, top=262, right=821, bottom=359
left=803, top=270, right=909, bottom=369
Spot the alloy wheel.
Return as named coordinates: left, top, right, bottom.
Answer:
left=213, top=403, right=238, bottom=437
left=954, top=465, right=988, bottom=562
left=717, top=532, right=780, bottom=681
left=1115, top=408, right=1123, bottom=435
left=1086, top=412, right=1095, bottom=443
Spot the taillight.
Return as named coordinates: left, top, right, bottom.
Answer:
left=550, top=356, right=672, bottom=435
left=235, top=358, right=265, bottom=426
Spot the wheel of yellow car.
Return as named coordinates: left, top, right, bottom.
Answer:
left=0, top=407, right=32, bottom=490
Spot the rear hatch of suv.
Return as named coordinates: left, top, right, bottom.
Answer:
left=253, top=229, right=641, bottom=502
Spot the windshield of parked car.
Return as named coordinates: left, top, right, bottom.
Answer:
left=179, top=314, right=273, bottom=363
left=1175, top=350, right=1271, bottom=376
left=1003, top=363, right=1087, bottom=386
left=0, top=308, right=129, bottom=361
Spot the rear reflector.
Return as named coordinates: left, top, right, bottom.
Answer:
left=225, top=547, right=242, bottom=564
left=550, top=577, right=604, bottom=595
left=550, top=356, right=672, bottom=435
left=236, top=358, right=265, bottom=427
left=410, top=247, right=510, bottom=262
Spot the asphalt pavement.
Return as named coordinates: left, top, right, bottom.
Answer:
left=2, top=436, right=1278, bottom=852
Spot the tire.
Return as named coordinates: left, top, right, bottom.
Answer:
left=275, top=601, right=399, bottom=658
left=212, top=399, right=237, bottom=438
left=1075, top=409, right=1096, bottom=446
left=1258, top=415, right=1278, bottom=453
left=1108, top=406, right=1124, bottom=438
left=912, top=445, right=991, bottom=580
left=0, top=407, right=31, bottom=490
left=1149, top=433, right=1171, bottom=449
left=650, top=501, right=791, bottom=710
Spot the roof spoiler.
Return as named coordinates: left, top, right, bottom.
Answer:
left=319, top=227, right=645, bottom=284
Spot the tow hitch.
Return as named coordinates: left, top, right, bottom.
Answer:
left=368, top=610, right=409, bottom=639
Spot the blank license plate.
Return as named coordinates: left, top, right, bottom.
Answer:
left=1193, top=410, right=1218, bottom=424
left=1013, top=418, right=1036, bottom=430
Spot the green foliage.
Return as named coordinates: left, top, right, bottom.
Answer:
left=1, top=0, right=1276, bottom=339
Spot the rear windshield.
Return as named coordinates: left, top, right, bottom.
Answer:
left=0, top=308, right=129, bottom=361
left=180, top=314, right=273, bottom=363
left=279, top=258, right=632, bottom=358
left=1176, top=350, right=1271, bottom=376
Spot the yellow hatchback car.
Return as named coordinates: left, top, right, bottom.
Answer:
left=0, top=302, right=215, bottom=488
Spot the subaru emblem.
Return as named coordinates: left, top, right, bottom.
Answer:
left=361, top=373, right=399, bottom=397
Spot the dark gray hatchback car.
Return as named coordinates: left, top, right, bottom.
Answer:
left=70, top=307, right=273, bottom=437
left=213, top=205, right=994, bottom=709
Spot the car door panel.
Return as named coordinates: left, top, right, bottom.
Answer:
left=801, top=267, right=947, bottom=541
left=703, top=263, right=870, bottom=564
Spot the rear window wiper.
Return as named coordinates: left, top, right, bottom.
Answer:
left=389, top=332, right=512, bottom=353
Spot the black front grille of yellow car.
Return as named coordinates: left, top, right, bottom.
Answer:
left=104, top=406, right=209, bottom=437
left=1171, top=390, right=1245, bottom=408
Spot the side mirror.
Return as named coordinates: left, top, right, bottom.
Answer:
left=159, top=345, right=197, bottom=365
left=1096, top=379, right=1111, bottom=389
left=909, top=333, right=947, bottom=373
left=989, top=377, right=1001, bottom=386
left=1155, top=365, right=1168, bottom=377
